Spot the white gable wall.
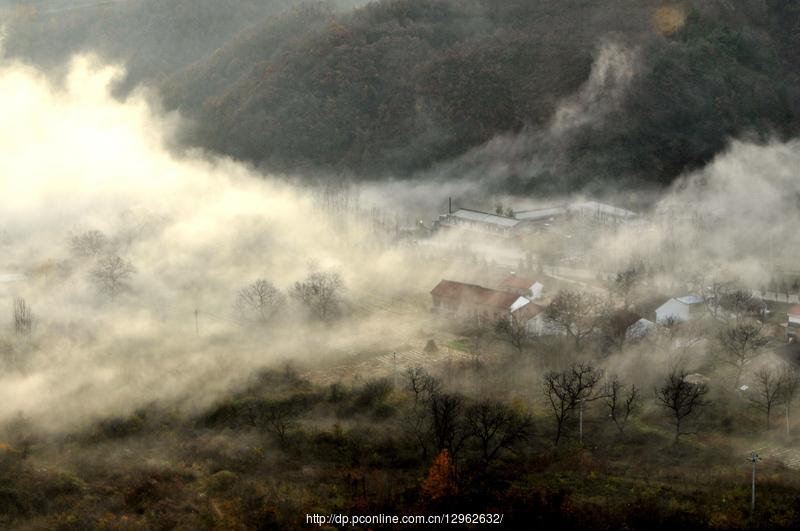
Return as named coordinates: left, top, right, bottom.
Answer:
left=655, top=298, right=691, bottom=323
left=530, top=282, right=544, bottom=300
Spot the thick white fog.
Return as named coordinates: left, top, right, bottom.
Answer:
left=0, top=50, right=798, bottom=434
left=0, top=55, right=428, bottom=432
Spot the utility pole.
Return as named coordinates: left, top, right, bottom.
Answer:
left=579, top=399, right=584, bottom=445
left=392, top=351, right=398, bottom=387
left=787, top=402, right=791, bottom=439
left=750, top=452, right=761, bottom=516
left=194, top=308, right=199, bottom=336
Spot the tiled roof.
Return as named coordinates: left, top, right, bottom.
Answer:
left=431, top=280, right=521, bottom=309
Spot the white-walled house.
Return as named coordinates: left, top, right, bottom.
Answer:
left=655, top=295, right=705, bottom=323
left=500, top=273, right=544, bottom=300
left=510, top=299, right=551, bottom=334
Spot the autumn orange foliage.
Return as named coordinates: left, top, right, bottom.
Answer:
left=421, top=449, right=457, bottom=501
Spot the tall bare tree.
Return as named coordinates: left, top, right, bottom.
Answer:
left=70, top=229, right=108, bottom=258
left=694, top=272, right=734, bottom=322
left=717, top=322, right=769, bottom=387
left=544, top=290, right=608, bottom=351
left=429, top=392, right=469, bottom=458
left=91, top=254, right=136, bottom=301
left=494, top=314, right=531, bottom=356
left=603, top=376, right=639, bottom=435
left=599, top=310, right=638, bottom=353
left=234, top=279, right=285, bottom=325
left=464, top=400, right=530, bottom=461
left=655, top=368, right=710, bottom=443
left=720, top=290, right=765, bottom=323
left=12, top=297, right=34, bottom=337
left=780, top=363, right=800, bottom=437
left=543, top=362, right=603, bottom=444
left=405, top=366, right=442, bottom=407
left=747, top=366, right=785, bottom=430
left=613, top=262, right=644, bottom=307
left=290, top=270, right=345, bottom=322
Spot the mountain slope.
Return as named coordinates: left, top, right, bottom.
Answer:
left=5, top=0, right=800, bottom=191
left=162, top=0, right=800, bottom=189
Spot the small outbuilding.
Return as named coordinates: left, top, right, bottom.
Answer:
left=655, top=295, right=705, bottom=323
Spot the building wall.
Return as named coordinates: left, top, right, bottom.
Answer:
left=432, top=295, right=505, bottom=324
left=655, top=299, right=690, bottom=323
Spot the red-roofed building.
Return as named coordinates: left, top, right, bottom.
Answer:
left=431, top=279, right=529, bottom=325
left=500, top=273, right=544, bottom=300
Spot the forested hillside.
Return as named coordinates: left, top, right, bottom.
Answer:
left=5, top=0, right=800, bottom=190
left=1, top=0, right=309, bottom=91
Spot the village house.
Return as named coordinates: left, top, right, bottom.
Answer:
left=568, top=201, right=638, bottom=225
left=500, top=273, right=544, bottom=300
left=511, top=299, right=551, bottom=334
left=514, top=206, right=568, bottom=229
left=432, top=200, right=638, bottom=239
left=434, top=208, right=524, bottom=237
left=654, top=295, right=705, bottom=323
left=430, top=279, right=531, bottom=326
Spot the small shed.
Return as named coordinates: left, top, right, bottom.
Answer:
left=655, top=295, right=705, bottom=323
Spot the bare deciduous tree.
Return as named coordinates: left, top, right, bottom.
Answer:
left=717, top=322, right=769, bottom=387
left=599, top=310, right=638, bottom=353
left=543, top=362, right=603, bottom=444
left=544, top=290, right=608, bottom=351
left=655, top=368, right=710, bottom=443
left=243, top=398, right=301, bottom=445
left=494, top=314, right=531, bottom=355
left=70, top=229, right=108, bottom=258
left=464, top=400, right=530, bottom=461
left=429, top=392, right=469, bottom=458
left=747, top=366, right=785, bottom=430
left=603, top=376, right=639, bottom=434
left=405, top=366, right=442, bottom=406
left=91, top=254, right=136, bottom=300
left=720, top=290, right=765, bottom=323
left=781, top=364, right=800, bottom=437
left=12, top=297, right=34, bottom=337
left=613, top=262, right=644, bottom=307
left=694, top=273, right=734, bottom=322
left=290, top=270, right=345, bottom=322
left=234, top=279, right=285, bottom=325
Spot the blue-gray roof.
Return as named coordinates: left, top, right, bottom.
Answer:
left=452, top=209, right=521, bottom=228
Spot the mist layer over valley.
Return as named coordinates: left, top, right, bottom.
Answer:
left=3, top=1, right=800, bottom=530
